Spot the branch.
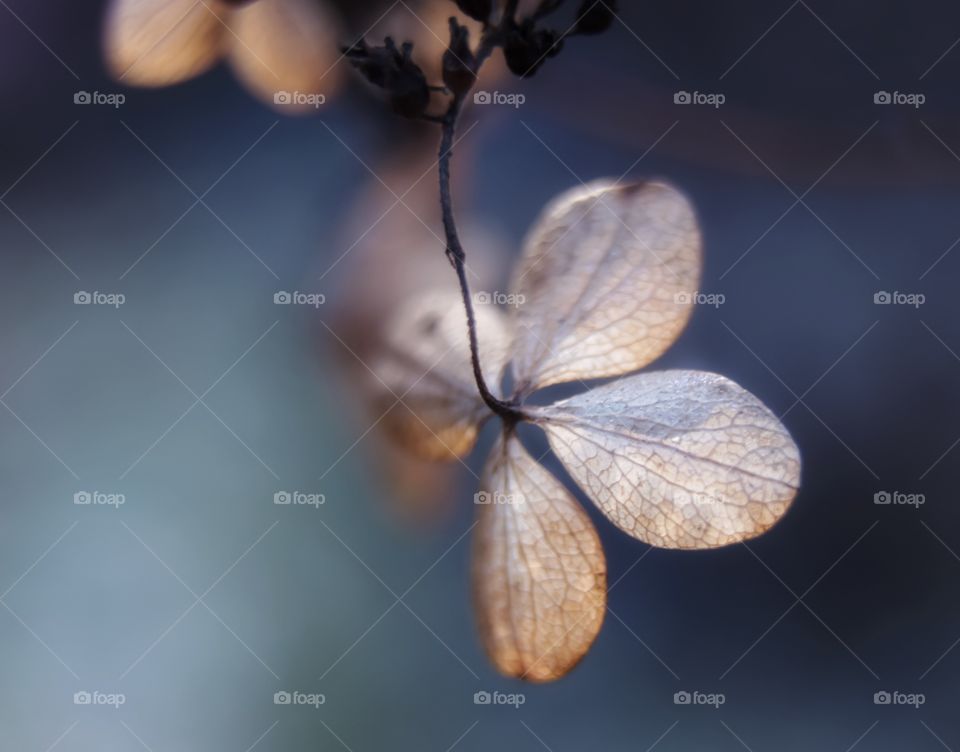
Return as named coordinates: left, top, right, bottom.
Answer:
left=435, top=27, right=525, bottom=424
left=344, top=2, right=615, bottom=421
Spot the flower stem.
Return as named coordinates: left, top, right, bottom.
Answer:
left=435, top=28, right=525, bottom=425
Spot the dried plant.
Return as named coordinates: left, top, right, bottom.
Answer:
left=102, top=0, right=801, bottom=682
left=347, top=0, right=801, bottom=681
left=103, top=0, right=344, bottom=111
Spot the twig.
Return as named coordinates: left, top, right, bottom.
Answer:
left=434, top=25, right=526, bottom=424
left=347, top=2, right=610, bottom=421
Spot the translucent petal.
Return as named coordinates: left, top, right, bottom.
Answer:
left=227, top=0, right=343, bottom=113
left=370, top=291, right=509, bottom=461
left=509, top=180, right=701, bottom=393
left=472, top=433, right=606, bottom=681
left=103, top=0, right=228, bottom=87
left=535, top=370, right=800, bottom=549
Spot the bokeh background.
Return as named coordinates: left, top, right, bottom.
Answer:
left=2, top=1, right=960, bottom=750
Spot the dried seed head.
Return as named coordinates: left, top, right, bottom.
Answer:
left=503, top=19, right=562, bottom=77
left=574, top=0, right=617, bottom=34
left=342, top=36, right=430, bottom=118
left=452, top=0, right=493, bottom=23
left=342, top=39, right=389, bottom=87
left=442, top=17, right=477, bottom=95
left=388, top=40, right=431, bottom=118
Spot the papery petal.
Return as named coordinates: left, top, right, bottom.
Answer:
left=535, top=370, right=800, bottom=549
left=104, top=0, right=229, bottom=87
left=227, top=0, right=343, bottom=113
left=472, top=433, right=606, bottom=681
left=510, top=180, right=701, bottom=393
left=371, top=291, right=509, bottom=461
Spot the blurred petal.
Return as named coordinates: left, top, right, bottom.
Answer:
left=370, top=290, right=510, bottom=461
left=473, top=433, right=606, bottom=681
left=535, top=370, right=801, bottom=549
left=325, top=145, right=509, bottom=524
left=509, top=180, right=701, bottom=393
left=103, top=0, right=229, bottom=87
left=376, top=439, right=462, bottom=529
left=325, top=148, right=471, bottom=363
left=227, top=0, right=343, bottom=112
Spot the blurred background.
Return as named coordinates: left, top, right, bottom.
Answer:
left=1, top=0, right=959, bottom=749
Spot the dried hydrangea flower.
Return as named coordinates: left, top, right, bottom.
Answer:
left=370, top=179, right=801, bottom=680
left=102, top=0, right=343, bottom=112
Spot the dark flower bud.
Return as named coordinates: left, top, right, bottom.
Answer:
left=342, top=37, right=430, bottom=119
left=575, top=0, right=616, bottom=34
left=443, top=18, right=477, bottom=95
left=342, top=39, right=390, bottom=88
left=534, top=0, right=565, bottom=17
left=503, top=20, right=562, bottom=77
left=453, top=0, right=493, bottom=23
left=390, top=71, right=429, bottom=116
left=386, top=40, right=430, bottom=118
left=537, top=28, right=564, bottom=58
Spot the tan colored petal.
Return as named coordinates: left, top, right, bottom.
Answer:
left=325, top=145, right=508, bottom=368
left=472, top=433, right=606, bottom=682
left=509, top=180, right=701, bottom=393
left=535, top=370, right=800, bottom=549
left=103, top=0, right=229, bottom=87
left=226, top=0, right=343, bottom=113
left=377, top=440, right=461, bottom=528
left=371, top=291, right=510, bottom=461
